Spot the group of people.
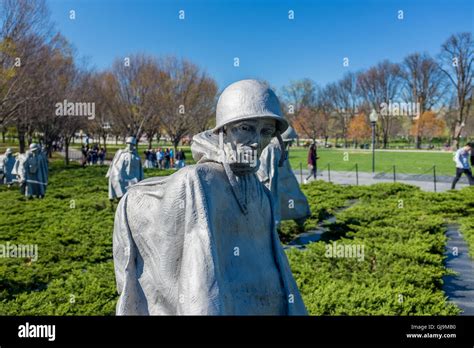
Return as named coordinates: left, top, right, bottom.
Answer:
left=0, top=143, right=49, bottom=198
left=81, top=144, right=106, bottom=167
left=143, top=147, right=186, bottom=169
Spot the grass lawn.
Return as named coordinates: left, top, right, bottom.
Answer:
left=288, top=147, right=457, bottom=176
left=0, top=142, right=459, bottom=176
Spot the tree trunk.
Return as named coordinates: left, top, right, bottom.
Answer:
left=173, top=138, right=180, bottom=154
left=383, top=132, right=388, bottom=149
left=148, top=136, right=153, bottom=149
left=416, top=135, right=421, bottom=149
left=18, top=130, right=26, bottom=153
left=453, top=137, right=460, bottom=150
left=65, top=138, right=70, bottom=165
left=102, top=134, right=107, bottom=151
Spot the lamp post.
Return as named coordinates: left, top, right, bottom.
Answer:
left=369, top=109, right=378, bottom=174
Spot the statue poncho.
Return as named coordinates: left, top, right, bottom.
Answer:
left=0, top=152, right=16, bottom=185
left=12, top=150, right=48, bottom=197
left=106, top=149, right=144, bottom=199
left=257, top=139, right=311, bottom=225
left=113, top=130, right=307, bottom=315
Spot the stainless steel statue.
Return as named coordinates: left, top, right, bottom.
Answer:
left=0, top=148, right=16, bottom=187
left=106, top=136, right=144, bottom=200
left=12, top=143, right=49, bottom=198
left=113, top=79, right=307, bottom=315
left=257, top=126, right=311, bottom=227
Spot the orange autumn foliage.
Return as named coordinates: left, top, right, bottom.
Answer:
left=410, top=111, right=446, bottom=139
left=347, top=113, right=371, bottom=142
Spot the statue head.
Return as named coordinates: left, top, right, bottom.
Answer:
left=214, top=79, right=288, bottom=174
left=281, top=126, right=298, bottom=150
left=126, top=136, right=137, bottom=151
left=5, top=148, right=12, bottom=156
left=29, top=143, right=40, bottom=153
left=222, top=118, right=277, bottom=174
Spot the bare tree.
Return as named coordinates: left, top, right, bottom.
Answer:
left=280, top=79, right=317, bottom=145
left=293, top=86, right=331, bottom=145
left=280, top=79, right=317, bottom=120
left=157, top=56, right=217, bottom=151
left=438, top=32, right=473, bottom=149
left=0, top=0, right=53, bottom=129
left=326, top=71, right=360, bottom=147
left=106, top=54, right=164, bottom=140
left=401, top=52, right=448, bottom=148
left=357, top=60, right=404, bottom=148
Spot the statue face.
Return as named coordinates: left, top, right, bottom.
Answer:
left=223, top=118, right=276, bottom=174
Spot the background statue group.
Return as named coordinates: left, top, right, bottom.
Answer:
left=112, top=79, right=310, bottom=315
left=0, top=143, right=49, bottom=198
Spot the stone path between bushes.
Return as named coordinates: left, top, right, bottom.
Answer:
left=443, top=224, right=474, bottom=315
left=283, top=199, right=359, bottom=250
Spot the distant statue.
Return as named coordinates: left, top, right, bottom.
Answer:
left=12, top=143, right=49, bottom=198
left=106, top=136, right=144, bottom=200
left=113, top=79, right=307, bottom=315
left=0, top=148, right=16, bottom=187
left=257, top=126, right=311, bottom=227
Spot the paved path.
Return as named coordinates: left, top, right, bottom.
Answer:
left=443, top=224, right=474, bottom=315
left=294, top=169, right=468, bottom=192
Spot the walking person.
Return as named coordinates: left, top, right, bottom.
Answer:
left=306, top=143, right=319, bottom=181
left=451, top=142, right=474, bottom=189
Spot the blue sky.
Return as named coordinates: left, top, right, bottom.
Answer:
left=47, top=0, right=473, bottom=91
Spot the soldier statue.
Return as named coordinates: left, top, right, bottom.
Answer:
left=106, top=136, right=144, bottom=200
left=113, top=80, right=307, bottom=315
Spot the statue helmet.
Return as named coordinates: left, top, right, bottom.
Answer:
left=281, top=126, right=298, bottom=142
left=126, top=136, right=137, bottom=145
left=214, top=79, right=288, bottom=134
left=29, top=143, right=39, bottom=151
